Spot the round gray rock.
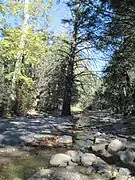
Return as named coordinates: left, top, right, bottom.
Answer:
left=50, top=153, right=71, bottom=166
left=108, top=139, right=124, bottom=153
left=118, top=150, right=135, bottom=164
left=81, top=153, right=98, bottom=166
left=119, top=168, right=131, bottom=176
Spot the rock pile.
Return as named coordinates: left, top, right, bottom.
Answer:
left=29, top=136, right=135, bottom=180
left=12, top=111, right=135, bottom=180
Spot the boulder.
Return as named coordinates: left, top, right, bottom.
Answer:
left=92, top=143, right=107, bottom=153
left=108, top=139, right=125, bottom=153
left=58, top=135, right=73, bottom=145
left=118, top=149, right=135, bottom=165
left=81, top=153, right=98, bottom=166
left=119, top=168, right=131, bottom=176
left=115, top=175, right=129, bottom=180
left=50, top=153, right=71, bottom=167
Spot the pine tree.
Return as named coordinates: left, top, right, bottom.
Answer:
left=61, top=0, right=105, bottom=116
left=97, top=0, right=135, bottom=115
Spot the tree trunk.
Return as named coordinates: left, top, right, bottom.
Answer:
left=61, top=93, right=71, bottom=116
left=61, top=76, right=72, bottom=116
left=61, top=6, right=78, bottom=116
left=10, top=0, right=29, bottom=114
left=61, top=30, right=76, bottom=116
left=61, top=55, right=74, bottom=116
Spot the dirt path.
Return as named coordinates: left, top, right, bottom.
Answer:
left=0, top=111, right=135, bottom=180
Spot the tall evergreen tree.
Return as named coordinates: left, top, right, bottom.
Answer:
left=97, top=0, right=135, bottom=115
left=61, top=0, right=107, bottom=116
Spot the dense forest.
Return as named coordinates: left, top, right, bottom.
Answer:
left=0, top=0, right=134, bottom=118
left=0, top=1, right=135, bottom=180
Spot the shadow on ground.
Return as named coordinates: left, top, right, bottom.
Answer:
left=0, top=116, right=75, bottom=146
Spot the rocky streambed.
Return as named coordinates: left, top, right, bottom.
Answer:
left=0, top=111, right=135, bottom=180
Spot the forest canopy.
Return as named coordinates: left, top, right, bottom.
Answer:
left=0, top=0, right=134, bottom=117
